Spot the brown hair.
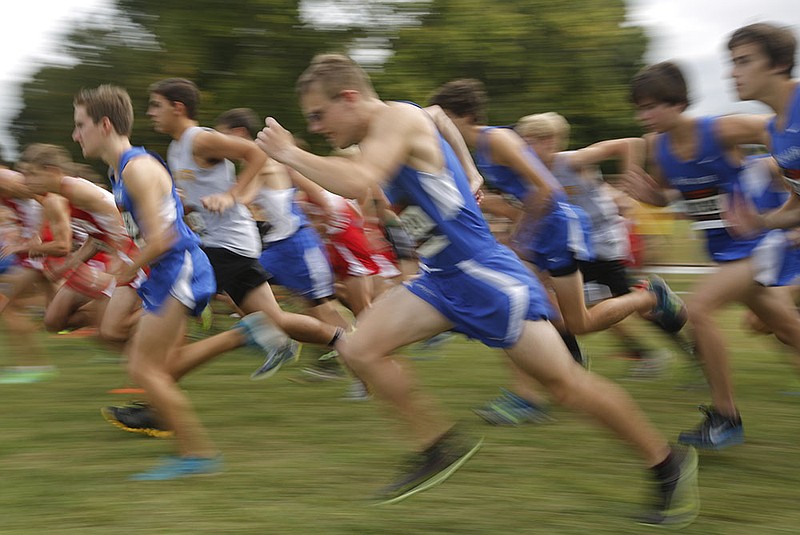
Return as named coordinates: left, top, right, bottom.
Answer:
left=74, top=85, right=134, bottom=136
left=296, top=54, right=376, bottom=99
left=18, top=143, right=73, bottom=172
left=149, top=78, right=200, bottom=119
left=630, top=61, right=689, bottom=109
left=728, top=22, right=796, bottom=76
left=216, top=108, right=260, bottom=138
left=429, top=79, right=488, bottom=124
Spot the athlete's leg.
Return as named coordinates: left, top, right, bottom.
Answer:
left=42, top=286, right=95, bottom=332
left=685, top=260, right=754, bottom=417
left=334, top=284, right=454, bottom=447
left=126, top=296, right=215, bottom=457
left=549, top=270, right=656, bottom=335
left=239, top=282, right=339, bottom=345
left=504, top=319, right=670, bottom=464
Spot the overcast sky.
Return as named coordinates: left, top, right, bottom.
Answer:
left=1, top=0, right=799, bottom=160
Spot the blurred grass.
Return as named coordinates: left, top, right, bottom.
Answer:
left=1, top=273, right=799, bottom=535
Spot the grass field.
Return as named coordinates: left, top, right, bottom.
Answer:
left=2, top=272, right=799, bottom=535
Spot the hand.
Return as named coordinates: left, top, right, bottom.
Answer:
left=255, top=117, right=295, bottom=163
left=619, top=165, right=664, bottom=206
left=474, top=188, right=485, bottom=205
left=724, top=189, right=763, bottom=238
left=201, top=192, right=236, bottom=213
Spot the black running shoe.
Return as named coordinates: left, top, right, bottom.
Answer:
left=637, top=445, right=700, bottom=528
left=678, top=405, right=743, bottom=450
left=374, top=428, right=483, bottom=505
left=100, top=402, right=173, bottom=438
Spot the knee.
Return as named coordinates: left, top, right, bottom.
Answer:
left=98, top=323, right=128, bottom=344
left=42, top=314, right=65, bottom=333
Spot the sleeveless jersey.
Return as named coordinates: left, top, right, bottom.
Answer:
left=551, top=152, right=628, bottom=261
left=251, top=187, right=307, bottom=244
left=768, top=83, right=800, bottom=195
left=167, top=125, right=260, bottom=257
left=383, top=133, right=496, bottom=271
left=110, top=147, right=200, bottom=256
left=655, top=116, right=761, bottom=262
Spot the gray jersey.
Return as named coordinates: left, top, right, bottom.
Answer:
left=168, top=126, right=260, bottom=257
left=552, top=152, right=628, bottom=261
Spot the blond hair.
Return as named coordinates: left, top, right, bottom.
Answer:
left=18, top=143, right=73, bottom=172
left=296, top=54, right=376, bottom=99
left=516, top=112, right=570, bottom=151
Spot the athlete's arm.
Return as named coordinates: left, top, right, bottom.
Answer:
left=193, top=129, right=268, bottom=212
left=716, top=114, right=772, bottom=147
left=619, top=134, right=681, bottom=207
left=424, top=105, right=484, bottom=193
left=257, top=103, right=416, bottom=200
left=30, top=195, right=71, bottom=258
left=569, top=137, right=641, bottom=172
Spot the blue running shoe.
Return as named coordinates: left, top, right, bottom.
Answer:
left=646, top=276, right=688, bottom=334
left=677, top=405, right=744, bottom=450
left=129, top=455, right=222, bottom=481
left=234, top=312, right=300, bottom=380
left=473, top=389, right=553, bottom=425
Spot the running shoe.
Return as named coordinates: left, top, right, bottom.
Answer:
left=637, top=445, right=700, bottom=528
left=374, top=428, right=483, bottom=505
left=473, top=389, right=553, bottom=425
left=645, top=276, right=688, bottom=333
left=100, top=401, right=173, bottom=438
left=235, top=312, right=300, bottom=380
left=129, top=455, right=221, bottom=481
left=677, top=405, right=743, bottom=450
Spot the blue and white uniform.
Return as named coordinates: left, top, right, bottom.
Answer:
left=475, top=127, right=593, bottom=274
left=738, top=154, right=800, bottom=286
left=253, top=187, right=334, bottom=301
left=656, top=117, right=800, bottom=286
left=111, top=147, right=215, bottom=315
left=769, top=83, right=800, bottom=195
left=384, top=129, right=552, bottom=348
left=656, top=117, right=762, bottom=262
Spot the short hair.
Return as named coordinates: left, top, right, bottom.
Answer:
left=74, top=85, right=134, bottom=136
left=728, top=22, right=797, bottom=76
left=216, top=108, right=260, bottom=139
left=149, top=78, right=200, bottom=119
left=630, top=61, right=689, bottom=108
left=429, top=79, right=488, bottom=124
left=516, top=112, right=571, bottom=150
left=18, top=143, right=73, bottom=172
left=296, top=54, right=376, bottom=99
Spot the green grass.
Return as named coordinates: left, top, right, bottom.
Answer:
left=1, top=279, right=799, bottom=535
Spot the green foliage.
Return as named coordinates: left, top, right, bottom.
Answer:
left=10, top=0, right=646, bottom=165
left=374, top=0, right=647, bottom=148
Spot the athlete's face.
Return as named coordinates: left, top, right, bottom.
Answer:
left=525, top=135, right=558, bottom=162
left=72, top=105, right=105, bottom=159
left=300, top=85, right=355, bottom=149
left=146, top=93, right=177, bottom=134
left=634, top=99, right=681, bottom=133
left=729, top=42, right=776, bottom=101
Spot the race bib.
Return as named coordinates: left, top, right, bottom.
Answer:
left=683, top=188, right=727, bottom=230
left=122, top=211, right=145, bottom=247
left=397, top=205, right=449, bottom=257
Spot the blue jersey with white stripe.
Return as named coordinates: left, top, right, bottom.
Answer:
left=110, top=147, right=201, bottom=256
left=382, top=134, right=496, bottom=271
left=655, top=117, right=762, bottom=261
left=768, top=83, right=800, bottom=195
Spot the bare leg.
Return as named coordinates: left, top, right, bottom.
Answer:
left=335, top=285, right=453, bottom=447
left=550, top=270, right=656, bottom=335
left=127, top=296, right=215, bottom=457
left=505, top=320, right=669, bottom=465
